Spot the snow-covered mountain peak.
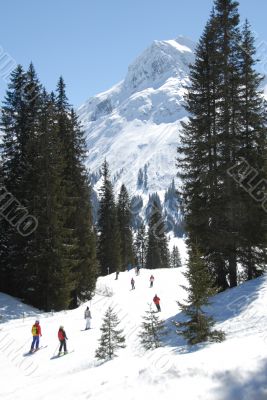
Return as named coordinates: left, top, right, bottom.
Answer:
left=77, top=36, right=196, bottom=232
left=77, top=36, right=195, bottom=127
left=124, top=36, right=195, bottom=93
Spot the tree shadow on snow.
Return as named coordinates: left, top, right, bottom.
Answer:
left=205, top=274, right=267, bottom=324
left=160, top=274, right=267, bottom=355
left=211, top=358, right=267, bottom=400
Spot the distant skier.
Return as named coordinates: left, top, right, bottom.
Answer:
left=153, top=294, right=161, bottom=312
left=84, top=306, right=92, bottom=330
left=131, top=277, right=135, bottom=290
left=149, top=275, right=155, bottom=288
left=137, top=265, right=141, bottom=275
left=115, top=271, right=119, bottom=280
left=58, top=326, right=68, bottom=355
left=30, top=320, right=42, bottom=353
left=135, top=267, right=138, bottom=276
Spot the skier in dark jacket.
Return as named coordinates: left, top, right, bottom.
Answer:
left=58, top=326, right=68, bottom=355
left=131, top=277, right=135, bottom=290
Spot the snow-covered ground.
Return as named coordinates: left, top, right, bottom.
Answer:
left=1, top=267, right=267, bottom=400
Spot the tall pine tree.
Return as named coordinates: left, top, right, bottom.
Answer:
left=237, top=20, right=267, bottom=280
left=134, top=222, right=147, bottom=268
left=170, top=245, right=182, bottom=268
left=117, top=184, right=134, bottom=271
left=177, top=0, right=267, bottom=289
left=97, top=160, right=121, bottom=275
left=175, top=245, right=225, bottom=345
left=146, top=200, right=170, bottom=269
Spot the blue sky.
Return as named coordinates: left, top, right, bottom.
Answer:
left=0, top=0, right=266, bottom=106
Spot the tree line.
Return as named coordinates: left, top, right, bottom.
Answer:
left=0, top=66, right=98, bottom=311
left=97, top=159, right=182, bottom=275
left=0, top=73, right=180, bottom=312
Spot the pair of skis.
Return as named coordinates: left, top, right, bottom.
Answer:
left=24, top=345, right=48, bottom=356
left=50, top=350, right=74, bottom=360
left=24, top=345, right=74, bottom=359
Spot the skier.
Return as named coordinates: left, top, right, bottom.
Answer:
left=58, top=326, right=68, bottom=355
left=153, top=294, right=161, bottom=312
left=84, top=306, right=92, bottom=330
left=30, top=320, right=42, bottom=353
left=115, top=271, right=119, bottom=280
left=149, top=275, right=155, bottom=288
left=131, top=277, right=135, bottom=290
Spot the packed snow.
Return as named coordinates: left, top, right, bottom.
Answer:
left=1, top=259, right=267, bottom=399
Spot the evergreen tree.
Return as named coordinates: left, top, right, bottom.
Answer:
left=134, top=222, right=147, bottom=268
left=170, top=245, right=182, bottom=268
left=177, top=0, right=267, bottom=289
left=237, top=20, right=267, bottom=280
left=213, top=0, right=243, bottom=288
left=19, top=64, right=44, bottom=301
left=95, top=306, right=126, bottom=360
left=130, top=195, right=143, bottom=229
left=1, top=64, right=28, bottom=195
left=26, top=90, right=75, bottom=310
left=117, top=184, right=134, bottom=271
left=146, top=200, right=170, bottom=269
left=54, top=79, right=98, bottom=308
left=137, top=168, right=143, bottom=189
left=0, top=65, right=26, bottom=295
left=0, top=69, right=98, bottom=310
left=0, top=64, right=41, bottom=297
left=98, top=160, right=121, bottom=275
left=177, top=9, right=229, bottom=290
left=139, top=303, right=166, bottom=350
left=146, top=192, right=162, bottom=219
left=175, top=245, right=225, bottom=345
left=67, top=109, right=98, bottom=307
left=144, top=164, right=148, bottom=190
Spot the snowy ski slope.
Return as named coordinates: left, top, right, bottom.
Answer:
left=1, top=265, right=267, bottom=400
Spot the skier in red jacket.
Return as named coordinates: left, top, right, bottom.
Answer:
left=153, top=294, right=161, bottom=312
left=58, top=326, right=68, bottom=355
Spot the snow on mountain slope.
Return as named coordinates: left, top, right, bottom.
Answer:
left=78, top=36, right=195, bottom=230
left=1, top=268, right=267, bottom=400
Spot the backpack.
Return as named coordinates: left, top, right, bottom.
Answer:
left=32, top=324, right=38, bottom=336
